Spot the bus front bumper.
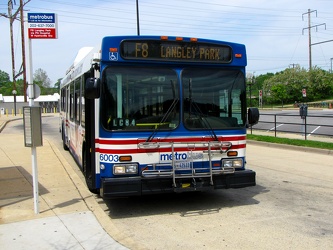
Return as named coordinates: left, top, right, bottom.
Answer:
left=100, top=170, right=256, bottom=198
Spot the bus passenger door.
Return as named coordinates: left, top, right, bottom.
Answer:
left=83, top=73, right=98, bottom=192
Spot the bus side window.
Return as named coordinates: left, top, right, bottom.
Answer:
left=69, top=82, right=75, bottom=121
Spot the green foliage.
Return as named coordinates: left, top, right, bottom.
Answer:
left=271, top=83, right=288, bottom=106
left=54, top=78, right=62, bottom=91
left=0, top=70, right=13, bottom=95
left=0, top=68, right=59, bottom=96
left=261, top=66, right=333, bottom=104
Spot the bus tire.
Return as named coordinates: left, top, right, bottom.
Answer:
left=82, top=146, right=100, bottom=195
left=62, top=128, right=69, bottom=151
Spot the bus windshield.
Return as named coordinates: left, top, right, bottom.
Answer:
left=101, top=66, right=179, bottom=130
left=101, top=66, right=246, bottom=131
left=182, top=68, right=246, bottom=129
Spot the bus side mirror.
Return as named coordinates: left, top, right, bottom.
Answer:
left=85, top=78, right=100, bottom=99
left=248, top=107, right=259, bottom=126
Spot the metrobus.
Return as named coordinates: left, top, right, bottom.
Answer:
left=60, top=35, right=259, bottom=198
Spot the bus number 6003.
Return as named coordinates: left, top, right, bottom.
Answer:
left=100, top=154, right=119, bottom=163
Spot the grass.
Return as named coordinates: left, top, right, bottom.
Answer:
left=247, top=134, right=333, bottom=150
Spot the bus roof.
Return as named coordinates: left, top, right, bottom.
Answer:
left=61, top=35, right=247, bottom=86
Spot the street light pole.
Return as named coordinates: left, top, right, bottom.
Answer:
left=12, top=89, right=17, bottom=116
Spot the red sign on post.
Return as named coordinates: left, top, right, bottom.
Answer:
left=302, top=88, right=306, bottom=98
left=28, top=28, right=57, bottom=39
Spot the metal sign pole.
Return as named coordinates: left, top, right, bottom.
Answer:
left=25, top=12, right=58, bottom=214
left=27, top=33, right=39, bottom=214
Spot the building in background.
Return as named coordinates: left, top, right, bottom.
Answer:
left=0, top=93, right=59, bottom=115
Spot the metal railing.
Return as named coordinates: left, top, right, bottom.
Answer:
left=249, top=113, right=333, bottom=140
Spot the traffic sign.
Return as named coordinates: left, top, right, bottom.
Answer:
left=302, top=88, right=306, bottom=98
left=28, top=13, right=58, bottom=39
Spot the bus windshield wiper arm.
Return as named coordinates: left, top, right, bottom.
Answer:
left=191, top=101, right=219, bottom=141
left=146, top=98, right=179, bottom=142
left=188, top=79, right=218, bottom=141
left=146, top=80, right=178, bottom=142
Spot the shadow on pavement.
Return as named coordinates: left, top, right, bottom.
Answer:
left=102, top=184, right=268, bottom=219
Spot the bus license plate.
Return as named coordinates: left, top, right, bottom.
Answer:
left=175, top=161, right=191, bottom=169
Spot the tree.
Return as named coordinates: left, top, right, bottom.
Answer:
left=308, top=67, right=333, bottom=100
left=0, top=70, right=11, bottom=87
left=263, top=66, right=309, bottom=104
left=0, top=70, right=12, bottom=95
left=54, top=78, right=62, bottom=92
left=34, top=68, right=52, bottom=87
left=262, top=66, right=333, bottom=105
left=271, top=83, right=288, bottom=107
left=33, top=68, right=53, bottom=94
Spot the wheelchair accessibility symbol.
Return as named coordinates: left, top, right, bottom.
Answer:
left=109, top=52, right=118, bottom=61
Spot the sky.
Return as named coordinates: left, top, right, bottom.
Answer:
left=1, top=0, right=333, bottom=86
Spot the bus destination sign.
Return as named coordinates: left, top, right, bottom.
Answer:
left=121, top=40, right=232, bottom=63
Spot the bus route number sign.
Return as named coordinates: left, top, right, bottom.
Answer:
left=121, top=40, right=232, bottom=63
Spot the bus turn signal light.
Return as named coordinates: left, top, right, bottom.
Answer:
left=119, top=155, right=132, bottom=162
left=227, top=151, right=238, bottom=157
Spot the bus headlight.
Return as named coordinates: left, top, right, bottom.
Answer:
left=222, top=159, right=243, bottom=169
left=113, top=163, right=138, bottom=175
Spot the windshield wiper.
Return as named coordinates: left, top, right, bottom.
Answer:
left=146, top=80, right=178, bottom=142
left=188, top=78, right=219, bottom=141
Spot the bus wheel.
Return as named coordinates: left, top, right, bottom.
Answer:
left=88, top=187, right=100, bottom=195
left=83, top=147, right=100, bottom=195
left=62, top=132, right=69, bottom=151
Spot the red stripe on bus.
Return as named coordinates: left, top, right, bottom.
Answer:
left=95, top=144, right=245, bottom=154
left=95, top=135, right=246, bottom=145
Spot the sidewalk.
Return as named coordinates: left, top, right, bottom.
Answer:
left=0, top=114, right=138, bottom=250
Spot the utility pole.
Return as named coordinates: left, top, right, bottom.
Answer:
left=136, top=0, right=140, bottom=36
left=8, top=1, right=17, bottom=95
left=289, top=64, right=299, bottom=69
left=1, top=0, right=31, bottom=102
left=20, top=0, right=27, bottom=102
left=302, top=9, right=326, bottom=71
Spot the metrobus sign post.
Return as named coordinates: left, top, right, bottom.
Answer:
left=26, top=13, right=58, bottom=214
left=28, top=13, right=58, bottom=39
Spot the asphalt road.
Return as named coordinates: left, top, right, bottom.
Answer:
left=252, top=109, right=333, bottom=137
left=4, top=115, right=333, bottom=249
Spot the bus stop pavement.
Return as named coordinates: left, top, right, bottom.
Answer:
left=0, top=115, right=139, bottom=250
left=1, top=114, right=332, bottom=249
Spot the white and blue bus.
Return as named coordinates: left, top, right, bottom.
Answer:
left=60, top=35, right=259, bottom=198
